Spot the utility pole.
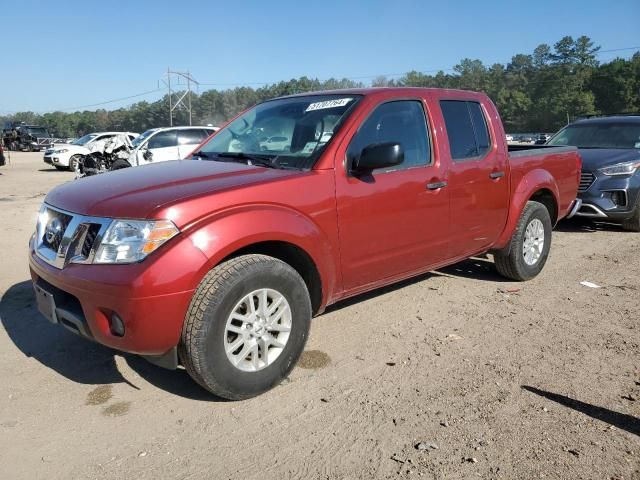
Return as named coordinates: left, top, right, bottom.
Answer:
left=160, top=69, right=199, bottom=127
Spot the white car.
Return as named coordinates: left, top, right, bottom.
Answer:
left=260, top=135, right=290, bottom=151
left=128, top=126, right=218, bottom=166
left=44, top=132, right=139, bottom=170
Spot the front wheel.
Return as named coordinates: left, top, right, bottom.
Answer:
left=179, top=254, right=312, bottom=400
left=494, top=201, right=552, bottom=281
left=68, top=154, right=82, bottom=172
left=110, top=159, right=131, bottom=171
left=621, top=196, right=640, bottom=232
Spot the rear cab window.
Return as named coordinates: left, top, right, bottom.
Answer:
left=440, top=100, right=491, bottom=161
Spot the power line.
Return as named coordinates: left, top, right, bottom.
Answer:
left=56, top=88, right=164, bottom=112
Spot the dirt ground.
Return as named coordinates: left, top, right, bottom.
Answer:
left=0, top=152, right=638, bottom=480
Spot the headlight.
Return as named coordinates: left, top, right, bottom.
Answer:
left=599, top=160, right=640, bottom=176
left=94, top=219, right=179, bottom=264
left=54, top=149, right=68, bottom=154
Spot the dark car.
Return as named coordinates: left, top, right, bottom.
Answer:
left=547, top=115, right=640, bottom=231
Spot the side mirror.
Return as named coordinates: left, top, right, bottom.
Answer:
left=351, top=142, right=404, bottom=174
left=143, top=148, right=153, bottom=161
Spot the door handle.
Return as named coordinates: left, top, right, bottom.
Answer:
left=489, top=171, right=505, bottom=179
left=426, top=180, right=448, bottom=190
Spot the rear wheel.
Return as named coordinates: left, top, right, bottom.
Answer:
left=179, top=254, right=312, bottom=400
left=494, top=201, right=552, bottom=281
left=622, top=196, right=640, bottom=232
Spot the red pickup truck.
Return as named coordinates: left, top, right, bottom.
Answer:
left=29, top=88, right=581, bottom=399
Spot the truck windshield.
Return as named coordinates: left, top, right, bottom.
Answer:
left=72, top=134, right=98, bottom=145
left=547, top=122, right=640, bottom=149
left=194, top=94, right=362, bottom=169
left=27, top=127, right=49, bottom=137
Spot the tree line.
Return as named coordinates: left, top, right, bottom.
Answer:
left=3, top=36, right=639, bottom=137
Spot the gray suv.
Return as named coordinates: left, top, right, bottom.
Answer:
left=547, top=115, right=640, bottom=231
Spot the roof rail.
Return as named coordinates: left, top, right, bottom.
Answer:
left=577, top=112, right=640, bottom=119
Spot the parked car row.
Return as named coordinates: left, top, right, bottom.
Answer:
left=43, top=125, right=219, bottom=172
left=30, top=87, right=583, bottom=400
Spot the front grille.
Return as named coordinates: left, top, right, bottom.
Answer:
left=578, top=171, right=595, bottom=193
left=35, top=204, right=111, bottom=269
left=81, top=224, right=101, bottom=257
left=41, top=208, right=72, bottom=252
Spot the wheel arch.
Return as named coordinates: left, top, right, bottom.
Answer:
left=221, top=240, right=323, bottom=315
left=493, top=169, right=560, bottom=253
left=182, top=206, right=339, bottom=315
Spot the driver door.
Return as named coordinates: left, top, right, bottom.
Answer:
left=140, top=130, right=179, bottom=165
left=335, top=99, right=450, bottom=292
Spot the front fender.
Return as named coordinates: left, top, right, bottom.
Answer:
left=494, top=169, right=559, bottom=251
left=183, top=204, right=338, bottom=308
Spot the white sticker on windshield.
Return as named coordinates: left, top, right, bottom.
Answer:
left=301, top=142, right=318, bottom=154
left=306, top=98, right=353, bottom=112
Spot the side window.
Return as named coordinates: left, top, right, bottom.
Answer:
left=178, top=129, right=206, bottom=145
left=148, top=130, right=176, bottom=149
left=468, top=102, right=491, bottom=156
left=440, top=100, right=491, bottom=161
left=347, top=100, right=430, bottom=171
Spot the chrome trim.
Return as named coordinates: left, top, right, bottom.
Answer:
left=35, top=204, right=112, bottom=269
left=566, top=198, right=582, bottom=219
left=575, top=203, right=608, bottom=218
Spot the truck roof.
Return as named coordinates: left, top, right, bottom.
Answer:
left=276, top=87, right=488, bottom=100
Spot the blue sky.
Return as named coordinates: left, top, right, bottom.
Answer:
left=2, top=0, right=638, bottom=113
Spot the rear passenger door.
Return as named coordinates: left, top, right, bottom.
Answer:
left=177, top=129, right=209, bottom=158
left=440, top=100, right=509, bottom=258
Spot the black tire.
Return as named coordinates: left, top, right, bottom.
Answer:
left=68, top=155, right=81, bottom=172
left=621, top=196, right=640, bottom=232
left=110, top=159, right=131, bottom=171
left=494, top=201, right=553, bottom=281
left=179, top=254, right=312, bottom=400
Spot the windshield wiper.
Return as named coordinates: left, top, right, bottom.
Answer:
left=191, top=151, right=210, bottom=159
left=214, top=152, right=281, bottom=169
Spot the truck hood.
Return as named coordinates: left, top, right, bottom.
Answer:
left=579, top=148, right=640, bottom=172
left=45, top=160, right=300, bottom=223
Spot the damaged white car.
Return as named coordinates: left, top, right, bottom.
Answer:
left=44, top=132, right=138, bottom=171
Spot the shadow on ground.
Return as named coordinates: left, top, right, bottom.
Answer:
left=522, top=385, right=639, bottom=437
left=556, top=217, right=626, bottom=234
left=0, top=281, right=222, bottom=402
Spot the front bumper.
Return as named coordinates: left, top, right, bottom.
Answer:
left=28, top=233, right=208, bottom=362
left=575, top=171, right=640, bottom=221
left=43, top=153, right=68, bottom=166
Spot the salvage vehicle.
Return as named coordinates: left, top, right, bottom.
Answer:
left=44, top=132, right=139, bottom=171
left=127, top=126, right=217, bottom=167
left=74, top=134, right=136, bottom=178
left=2, top=122, right=60, bottom=152
left=547, top=114, right=640, bottom=231
left=29, top=88, right=581, bottom=399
